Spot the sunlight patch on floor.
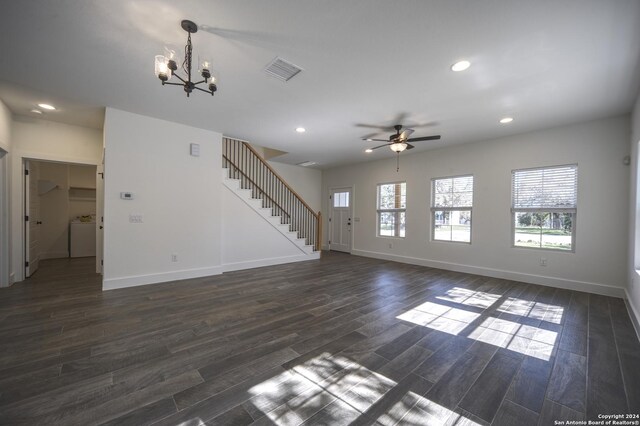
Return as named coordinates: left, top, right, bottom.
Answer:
left=436, top=287, right=502, bottom=309
left=247, top=353, right=481, bottom=425
left=396, top=300, right=481, bottom=335
left=497, top=297, right=565, bottom=324
left=177, top=419, right=206, bottom=426
left=468, top=318, right=557, bottom=360
left=396, top=293, right=562, bottom=361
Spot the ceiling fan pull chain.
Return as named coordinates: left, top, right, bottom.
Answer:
left=397, top=153, right=400, bottom=172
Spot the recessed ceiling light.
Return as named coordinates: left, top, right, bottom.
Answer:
left=37, top=103, right=56, bottom=110
left=30, top=109, right=43, bottom=114
left=499, top=117, right=514, bottom=124
left=451, top=60, right=471, bottom=72
left=295, top=127, right=306, bottom=133
left=365, top=148, right=373, bottom=153
left=297, top=161, right=317, bottom=167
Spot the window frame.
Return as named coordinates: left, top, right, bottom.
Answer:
left=376, top=181, right=407, bottom=238
left=430, top=174, right=474, bottom=244
left=511, top=164, right=577, bottom=252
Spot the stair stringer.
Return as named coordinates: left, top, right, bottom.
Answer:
left=222, top=169, right=319, bottom=270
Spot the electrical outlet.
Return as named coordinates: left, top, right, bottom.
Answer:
left=171, top=254, right=178, bottom=262
left=539, top=258, right=547, bottom=267
left=129, top=214, right=143, bottom=223
left=388, top=243, right=393, bottom=249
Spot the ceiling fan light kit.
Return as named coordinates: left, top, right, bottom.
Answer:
left=389, top=142, right=408, bottom=152
left=154, top=20, right=218, bottom=97
left=362, top=124, right=441, bottom=171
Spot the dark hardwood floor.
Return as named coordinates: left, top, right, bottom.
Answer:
left=0, top=253, right=638, bottom=425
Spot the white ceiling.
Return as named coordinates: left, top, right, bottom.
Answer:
left=0, top=0, right=639, bottom=168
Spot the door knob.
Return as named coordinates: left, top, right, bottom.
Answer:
left=36, top=221, right=42, bottom=225
left=99, top=226, right=103, bottom=230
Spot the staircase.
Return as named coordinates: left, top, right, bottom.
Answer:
left=222, top=137, right=322, bottom=255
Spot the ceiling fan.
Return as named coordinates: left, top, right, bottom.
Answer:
left=364, top=124, right=441, bottom=151
left=363, top=124, right=441, bottom=171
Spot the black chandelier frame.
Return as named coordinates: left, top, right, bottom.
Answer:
left=158, top=20, right=217, bottom=97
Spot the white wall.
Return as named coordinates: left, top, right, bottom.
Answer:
left=0, top=98, right=11, bottom=153
left=102, top=109, right=223, bottom=290
left=323, top=116, right=630, bottom=297
left=628, top=91, right=640, bottom=329
left=10, top=117, right=102, bottom=282
left=68, top=164, right=97, bottom=221
left=0, top=98, right=11, bottom=287
left=221, top=185, right=307, bottom=270
left=38, top=161, right=70, bottom=259
left=269, top=161, right=322, bottom=212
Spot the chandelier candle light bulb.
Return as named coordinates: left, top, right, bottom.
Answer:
left=155, top=55, right=171, bottom=81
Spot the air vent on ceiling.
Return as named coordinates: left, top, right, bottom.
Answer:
left=297, top=161, right=317, bottom=167
left=264, top=57, right=303, bottom=82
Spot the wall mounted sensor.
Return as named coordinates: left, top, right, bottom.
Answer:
left=120, top=192, right=134, bottom=200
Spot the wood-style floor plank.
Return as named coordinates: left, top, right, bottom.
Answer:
left=0, top=254, right=637, bottom=425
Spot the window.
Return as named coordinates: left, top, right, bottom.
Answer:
left=377, top=182, right=406, bottom=237
left=333, top=191, right=349, bottom=208
left=512, top=165, right=577, bottom=251
left=431, top=175, right=473, bottom=243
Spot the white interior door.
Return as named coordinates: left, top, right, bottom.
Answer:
left=329, top=187, right=353, bottom=253
left=25, top=161, right=40, bottom=277
left=96, top=163, right=104, bottom=274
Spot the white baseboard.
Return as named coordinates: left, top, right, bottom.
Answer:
left=625, top=288, right=640, bottom=341
left=40, top=251, right=69, bottom=260
left=222, top=252, right=320, bottom=273
left=352, top=249, right=626, bottom=298
left=103, top=266, right=223, bottom=291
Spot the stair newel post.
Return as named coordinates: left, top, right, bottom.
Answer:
left=317, top=211, right=322, bottom=252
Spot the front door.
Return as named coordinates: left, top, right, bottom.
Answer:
left=329, top=187, right=352, bottom=253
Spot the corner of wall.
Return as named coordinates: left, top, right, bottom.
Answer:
left=0, top=97, right=12, bottom=287
left=628, top=87, right=640, bottom=339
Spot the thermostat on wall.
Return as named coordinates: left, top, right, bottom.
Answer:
left=120, top=192, right=134, bottom=200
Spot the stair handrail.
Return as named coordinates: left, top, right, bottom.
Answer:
left=222, top=137, right=322, bottom=251
left=222, top=154, right=291, bottom=220
left=242, top=143, right=319, bottom=219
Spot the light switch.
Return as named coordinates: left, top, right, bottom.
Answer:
left=129, top=214, right=143, bottom=223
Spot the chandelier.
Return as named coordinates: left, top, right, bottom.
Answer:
left=154, top=20, right=218, bottom=97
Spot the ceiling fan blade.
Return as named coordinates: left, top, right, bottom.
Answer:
left=355, top=123, right=395, bottom=130
left=371, top=143, right=391, bottom=150
left=392, top=112, right=410, bottom=126
left=406, top=135, right=441, bottom=142
left=405, top=143, right=415, bottom=150
left=399, top=128, right=414, bottom=140
left=362, top=138, right=389, bottom=142
left=402, top=121, right=439, bottom=129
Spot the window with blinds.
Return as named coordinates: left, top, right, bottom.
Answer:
left=377, top=182, right=406, bottom=237
left=511, top=165, right=577, bottom=251
left=431, top=175, right=473, bottom=243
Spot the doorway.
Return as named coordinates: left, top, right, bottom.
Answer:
left=0, top=149, right=9, bottom=287
left=24, top=159, right=99, bottom=278
left=329, top=187, right=353, bottom=253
